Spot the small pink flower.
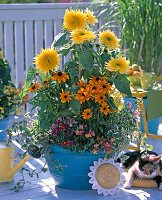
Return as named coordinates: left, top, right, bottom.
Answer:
left=90, top=131, right=95, bottom=136
left=62, top=140, right=67, bottom=146
left=53, top=128, right=59, bottom=134
left=126, top=101, right=132, bottom=108
left=79, top=125, right=84, bottom=129
left=68, top=141, right=74, bottom=146
left=134, top=110, right=140, bottom=116
left=69, top=123, right=73, bottom=127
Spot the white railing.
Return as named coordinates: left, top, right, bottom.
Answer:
left=0, top=3, right=100, bottom=86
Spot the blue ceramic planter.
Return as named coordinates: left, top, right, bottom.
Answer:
left=46, top=145, right=105, bottom=190
left=0, top=117, right=11, bottom=142
left=124, top=97, right=161, bottom=135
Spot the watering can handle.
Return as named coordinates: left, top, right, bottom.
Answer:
left=8, top=154, right=31, bottom=177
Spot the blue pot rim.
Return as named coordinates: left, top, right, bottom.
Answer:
left=0, top=116, right=11, bottom=123
left=48, top=144, right=105, bottom=156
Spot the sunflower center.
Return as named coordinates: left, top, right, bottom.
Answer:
left=32, top=86, right=36, bottom=89
left=64, top=95, right=67, bottom=98
left=44, top=81, right=47, bottom=84
left=87, top=112, right=90, bottom=116
left=100, top=96, right=103, bottom=99
left=117, top=63, right=120, bottom=66
left=82, top=93, right=85, bottom=96
left=103, top=107, right=106, bottom=110
left=96, top=77, right=100, bottom=81
left=80, top=32, right=85, bottom=36
left=106, top=37, right=111, bottom=41
left=103, top=85, right=106, bottom=88
left=92, top=87, right=96, bottom=90
left=58, top=72, right=63, bottom=76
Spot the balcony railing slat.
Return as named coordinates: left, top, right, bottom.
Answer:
left=35, top=20, right=43, bottom=55
left=15, top=21, right=25, bottom=87
left=44, top=20, right=53, bottom=48
left=4, top=21, right=14, bottom=82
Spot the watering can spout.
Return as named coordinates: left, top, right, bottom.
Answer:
left=8, top=154, right=31, bottom=177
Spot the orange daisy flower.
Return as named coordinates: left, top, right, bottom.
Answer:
left=75, top=88, right=91, bottom=104
left=41, top=78, right=49, bottom=86
left=89, top=76, right=107, bottom=85
left=88, top=82, right=99, bottom=96
left=100, top=102, right=111, bottom=115
left=51, top=71, right=69, bottom=83
left=95, top=93, right=106, bottom=104
left=98, top=80, right=112, bottom=94
left=76, top=80, right=87, bottom=89
left=60, top=90, right=72, bottom=103
left=82, top=108, right=92, bottom=119
left=29, top=83, right=40, bottom=93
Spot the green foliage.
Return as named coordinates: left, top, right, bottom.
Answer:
left=114, top=73, right=132, bottom=97
left=0, top=57, right=24, bottom=119
left=117, top=0, right=162, bottom=75
left=19, top=66, right=36, bottom=99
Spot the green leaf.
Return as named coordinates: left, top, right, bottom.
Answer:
left=19, top=66, right=36, bottom=99
left=78, top=51, right=94, bottom=72
left=58, top=46, right=70, bottom=56
left=52, top=31, right=68, bottom=47
left=114, top=74, right=132, bottom=97
left=0, top=58, right=11, bottom=82
left=106, top=151, right=114, bottom=159
left=70, top=98, right=81, bottom=113
left=100, top=52, right=111, bottom=65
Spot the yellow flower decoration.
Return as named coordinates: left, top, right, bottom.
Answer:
left=64, top=9, right=87, bottom=31
left=85, top=8, right=98, bottom=25
left=51, top=71, right=69, bottom=83
left=82, top=108, right=92, bottom=119
left=60, top=91, right=72, bottom=103
left=33, top=47, right=60, bottom=73
left=111, top=92, right=124, bottom=110
left=70, top=29, right=96, bottom=44
left=99, top=30, right=119, bottom=49
left=105, top=57, right=130, bottom=73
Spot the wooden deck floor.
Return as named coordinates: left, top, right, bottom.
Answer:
left=0, top=131, right=162, bottom=200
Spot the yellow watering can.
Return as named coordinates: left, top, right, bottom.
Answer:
left=0, top=142, right=40, bottom=186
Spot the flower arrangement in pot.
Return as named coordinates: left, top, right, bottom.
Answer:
left=0, top=49, right=25, bottom=142
left=7, top=9, right=145, bottom=190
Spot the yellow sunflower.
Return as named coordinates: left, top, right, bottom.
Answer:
left=33, top=47, right=60, bottom=73
left=105, top=57, right=130, bottom=73
left=99, top=30, right=119, bottom=49
left=29, top=83, right=40, bottom=93
left=51, top=71, right=69, bottom=83
left=60, top=91, right=72, bottom=103
left=100, top=102, right=111, bottom=115
left=82, top=108, right=92, bottom=119
left=85, top=8, right=98, bottom=25
left=95, top=93, right=106, bottom=104
left=70, top=29, right=96, bottom=44
left=63, top=9, right=87, bottom=31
